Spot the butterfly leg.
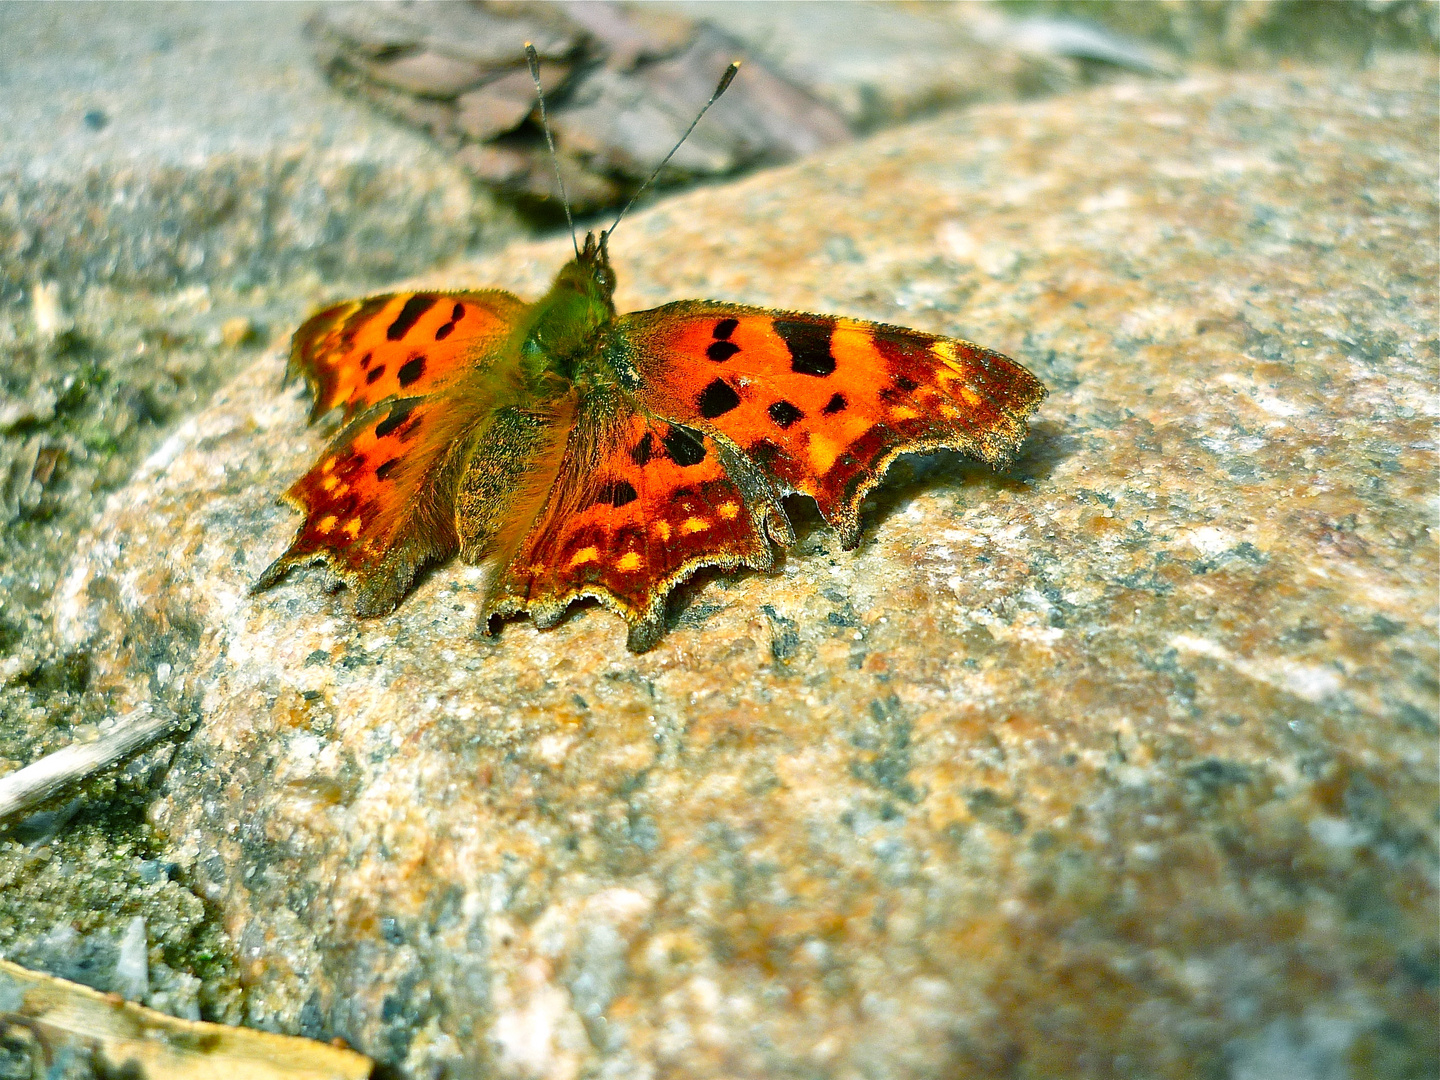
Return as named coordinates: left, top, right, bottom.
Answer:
left=710, top=438, right=795, bottom=549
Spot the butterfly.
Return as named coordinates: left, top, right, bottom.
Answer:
left=254, top=54, right=1047, bottom=653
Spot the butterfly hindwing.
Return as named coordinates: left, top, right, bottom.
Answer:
left=491, top=402, right=790, bottom=651
left=613, top=302, right=1047, bottom=545
left=255, top=392, right=496, bottom=616
left=289, top=289, right=526, bottom=423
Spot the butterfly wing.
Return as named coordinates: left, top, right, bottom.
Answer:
left=255, top=394, right=484, bottom=615
left=612, top=302, right=1047, bottom=546
left=257, top=290, right=531, bottom=615
left=289, top=289, right=525, bottom=422
left=489, top=404, right=792, bottom=652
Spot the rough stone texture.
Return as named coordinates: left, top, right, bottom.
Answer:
left=0, top=0, right=521, bottom=773
left=1004, top=0, right=1439, bottom=67
left=309, top=1, right=852, bottom=212
left=0, top=2, right=521, bottom=1031
left=667, top=0, right=1088, bottom=126
left=43, top=57, right=1440, bottom=1079
left=0, top=1, right=520, bottom=306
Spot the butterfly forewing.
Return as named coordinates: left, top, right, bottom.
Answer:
left=259, top=287, right=535, bottom=616
left=615, top=302, right=1047, bottom=545
left=290, top=289, right=526, bottom=422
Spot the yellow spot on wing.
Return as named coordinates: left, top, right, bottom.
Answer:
left=717, top=502, right=739, bottom=520
left=808, top=434, right=841, bottom=475
left=932, top=339, right=962, bottom=372
left=318, top=515, right=337, bottom=533
left=569, top=546, right=600, bottom=568
left=958, top=384, right=982, bottom=406
left=680, top=517, right=709, bottom=535
left=890, top=405, right=919, bottom=421
left=617, top=551, right=643, bottom=572
left=322, top=458, right=336, bottom=474
left=344, top=518, right=362, bottom=538
left=321, top=475, right=339, bottom=492
left=653, top=521, right=672, bottom=541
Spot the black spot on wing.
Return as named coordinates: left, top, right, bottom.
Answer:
left=823, top=393, right=847, bottom=414
left=774, top=318, right=837, bottom=377
left=599, top=479, right=638, bottom=507
left=768, top=401, right=803, bottom=429
left=706, top=340, right=740, bottom=362
left=663, top=425, right=707, bottom=467
left=698, top=379, right=741, bottom=418
left=374, top=458, right=399, bottom=481
left=630, top=431, right=655, bottom=466
left=386, top=294, right=438, bottom=342
left=398, top=356, right=426, bottom=387
left=713, top=318, right=738, bottom=340
left=895, top=375, right=919, bottom=392
left=375, top=404, right=412, bottom=439
left=435, top=302, right=465, bottom=341
left=366, top=365, right=386, bottom=385
left=359, top=351, right=373, bottom=370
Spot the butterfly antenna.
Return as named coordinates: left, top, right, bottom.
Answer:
left=606, top=60, right=740, bottom=240
left=525, top=42, right=579, bottom=258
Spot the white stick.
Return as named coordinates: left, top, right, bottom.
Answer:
left=0, top=706, right=188, bottom=823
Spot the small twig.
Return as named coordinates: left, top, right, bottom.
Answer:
left=0, top=705, right=189, bottom=824
left=0, top=958, right=374, bottom=1078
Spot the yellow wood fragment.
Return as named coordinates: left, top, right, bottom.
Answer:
left=0, top=959, right=373, bottom=1080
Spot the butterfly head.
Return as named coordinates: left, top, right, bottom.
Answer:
left=526, top=230, right=618, bottom=373
left=553, top=230, right=616, bottom=306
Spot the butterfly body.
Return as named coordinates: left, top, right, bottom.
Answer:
left=256, top=231, right=1046, bottom=651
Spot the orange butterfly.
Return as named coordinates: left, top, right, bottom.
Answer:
left=255, top=54, right=1046, bottom=652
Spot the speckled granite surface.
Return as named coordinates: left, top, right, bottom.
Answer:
left=48, top=57, right=1438, bottom=1078
left=0, top=1, right=519, bottom=305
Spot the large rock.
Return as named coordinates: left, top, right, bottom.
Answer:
left=52, top=57, right=1437, bottom=1078
left=0, top=2, right=517, bottom=808
left=0, top=2, right=518, bottom=306
left=307, top=1, right=853, bottom=212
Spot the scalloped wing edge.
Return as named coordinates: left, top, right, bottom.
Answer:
left=482, top=434, right=794, bottom=652
left=825, top=388, right=1045, bottom=549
